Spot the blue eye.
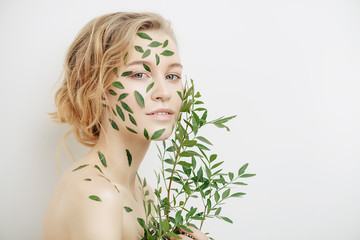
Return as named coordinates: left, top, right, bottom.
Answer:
left=132, top=73, right=147, bottom=79
left=166, top=74, right=180, bottom=80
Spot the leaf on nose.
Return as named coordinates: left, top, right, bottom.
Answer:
left=121, top=71, right=133, bottom=77
left=160, top=50, right=174, bottom=56
left=143, top=63, right=151, bottom=72
left=116, top=104, right=125, bottom=121
left=109, top=118, right=119, bottom=131
left=155, top=54, right=160, bottom=65
left=134, top=90, right=145, bottom=108
left=134, top=45, right=144, bottom=53
left=129, top=114, right=137, bottom=126
left=137, top=32, right=153, bottom=41
left=146, top=82, right=154, bottom=93
left=148, top=41, right=162, bottom=47
left=143, top=128, right=149, bottom=140
left=151, top=128, right=166, bottom=140
left=120, top=101, right=133, bottom=113
left=163, top=40, right=169, bottom=48
left=126, top=126, right=137, bottom=134
left=126, top=149, right=132, bottom=166
left=118, top=93, right=129, bottom=101
left=112, top=81, right=124, bottom=89
left=142, top=49, right=151, bottom=59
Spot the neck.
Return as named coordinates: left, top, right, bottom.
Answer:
left=90, top=124, right=150, bottom=192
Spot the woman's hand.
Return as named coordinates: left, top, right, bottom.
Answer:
left=170, top=226, right=209, bottom=240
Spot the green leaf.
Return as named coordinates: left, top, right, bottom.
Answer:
left=151, top=128, right=165, bottom=140
left=238, top=163, right=249, bottom=176
left=112, top=81, right=124, bottom=89
left=124, top=206, right=133, bottom=212
left=134, top=45, right=144, bottom=53
left=137, top=217, right=146, bottom=229
left=165, top=232, right=181, bottom=239
left=222, top=189, right=230, bottom=199
left=143, top=128, right=149, bottom=140
left=160, top=50, right=174, bottom=56
left=143, top=63, right=151, bottom=72
left=109, top=89, right=117, bottom=96
left=231, top=192, right=246, bottom=198
left=146, top=82, right=154, bottom=93
left=179, top=151, right=201, bottom=157
left=121, top=71, right=133, bottom=77
left=177, top=91, right=183, bottom=99
left=84, top=178, right=92, bottom=181
left=240, top=173, right=256, bottom=178
left=177, top=161, right=193, bottom=168
left=94, top=165, right=103, bottom=174
left=137, top=32, right=152, bottom=40
left=178, top=225, right=193, bottom=233
left=221, top=216, right=233, bottom=224
left=134, top=90, right=145, bottom=108
left=98, top=151, right=107, bottom=167
left=120, top=101, right=133, bottom=113
left=142, top=49, right=151, bottom=58
left=233, top=182, right=248, bottom=185
left=126, top=126, right=137, bottom=134
left=211, top=161, right=224, bottom=170
left=229, top=172, right=234, bottom=181
left=116, top=104, right=125, bottom=121
left=155, top=53, right=160, bottom=65
left=148, top=41, right=162, bottom=47
left=89, top=195, right=101, bottom=202
left=215, top=191, right=220, bottom=202
left=113, top=67, right=119, bottom=78
left=109, top=118, right=119, bottom=131
left=126, top=149, right=132, bottom=166
left=129, top=114, right=137, bottom=126
left=162, top=219, right=170, bottom=232
left=117, top=93, right=128, bottom=101
left=72, top=164, right=89, bottom=172
left=163, top=39, right=169, bottom=48
left=183, top=140, right=197, bottom=147
left=215, top=207, right=222, bottom=215
left=210, top=154, right=217, bottom=162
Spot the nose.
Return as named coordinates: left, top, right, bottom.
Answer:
left=151, top=78, right=171, bottom=102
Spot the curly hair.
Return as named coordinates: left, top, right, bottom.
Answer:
left=50, top=12, right=175, bottom=146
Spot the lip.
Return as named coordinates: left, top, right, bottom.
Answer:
left=146, top=108, right=174, bottom=121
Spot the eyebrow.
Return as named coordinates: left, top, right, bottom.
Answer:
left=126, top=60, right=183, bottom=69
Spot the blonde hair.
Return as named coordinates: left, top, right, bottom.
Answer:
left=51, top=12, right=175, bottom=147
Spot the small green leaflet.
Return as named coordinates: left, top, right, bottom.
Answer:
left=109, top=118, right=119, bottom=131
left=134, top=90, right=145, bottom=108
left=155, top=54, right=160, bottom=65
left=97, top=151, right=107, bottom=167
left=137, top=218, right=146, bottom=229
left=94, top=165, right=103, bottom=174
left=120, top=101, right=133, bottom=113
left=129, top=114, right=137, bottom=126
left=121, top=71, right=133, bottom=77
left=126, top=126, right=137, bottom=134
left=112, top=81, right=124, bottom=89
left=221, top=216, right=233, bottom=224
left=142, top=49, right=151, bottom=59
left=117, top=93, right=128, bottom=101
left=148, top=41, right=162, bottom=47
left=151, top=128, right=165, bottom=140
left=116, top=104, right=125, bottom=121
left=165, top=232, right=181, bottom=239
left=143, top=63, right=151, bottom=72
left=126, top=149, right=132, bottom=166
left=84, top=178, right=92, bottom=181
left=163, top=39, right=169, bottom=48
left=113, top=67, right=119, bottom=78
left=124, top=206, right=133, bottom=212
left=72, top=164, right=89, bottom=172
left=143, top=128, right=149, bottom=140
left=160, top=50, right=174, bottom=56
left=238, top=163, right=248, bottom=176
left=137, top=32, right=152, bottom=40
left=146, top=82, right=154, bottom=93
left=109, top=89, right=117, bottom=96
left=134, top=45, right=144, bottom=53
left=89, top=195, right=101, bottom=202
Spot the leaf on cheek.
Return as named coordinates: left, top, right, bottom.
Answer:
left=148, top=41, right=162, bottom=47
left=134, top=45, right=144, bottom=53
left=126, top=126, right=137, bottom=134
left=116, top=104, right=125, bottom=121
left=163, top=39, right=169, bottom=48
left=118, top=93, right=129, bottom=101
left=112, top=81, right=124, bottom=89
left=129, top=114, right=137, bottom=126
left=143, top=128, right=149, bottom=140
left=151, top=128, right=166, bottom=140
left=146, top=82, right=154, bottom=93
left=134, top=90, right=145, bottom=108
left=121, top=101, right=133, bottom=113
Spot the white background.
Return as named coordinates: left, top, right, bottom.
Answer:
left=0, top=0, right=359, bottom=239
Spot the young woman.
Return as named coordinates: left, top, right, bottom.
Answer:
left=42, top=12, right=208, bottom=240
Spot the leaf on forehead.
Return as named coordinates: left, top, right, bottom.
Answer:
left=146, top=82, right=154, bottom=93
left=160, top=50, right=174, bottom=56
left=112, top=81, right=124, bottom=89
left=129, top=114, right=137, bottom=126
left=134, top=45, right=144, bottom=53
left=120, top=101, right=133, bottom=113
left=137, top=32, right=152, bottom=40
left=143, top=128, right=149, bottom=140
left=113, top=67, right=119, bottom=78
left=109, top=89, right=117, bottom=96
left=126, top=126, right=137, bottom=134
left=134, top=90, right=145, bottom=108
left=148, top=41, right=162, bottom=47
left=163, top=40, right=169, bottom=48
left=89, top=195, right=101, bottom=202
left=98, top=151, right=107, bottom=167
left=151, top=128, right=166, bottom=140
left=143, top=63, right=151, bottom=72
left=117, top=93, right=129, bottom=101
left=121, top=71, right=133, bottom=77
left=155, top=53, right=160, bottom=65
left=142, top=49, right=151, bottom=59
left=126, top=149, right=132, bottom=166
left=116, top=104, right=125, bottom=121
left=109, top=118, right=119, bottom=131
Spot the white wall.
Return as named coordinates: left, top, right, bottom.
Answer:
left=1, top=0, right=359, bottom=239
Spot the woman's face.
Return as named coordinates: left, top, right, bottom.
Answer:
left=107, top=30, right=183, bottom=141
